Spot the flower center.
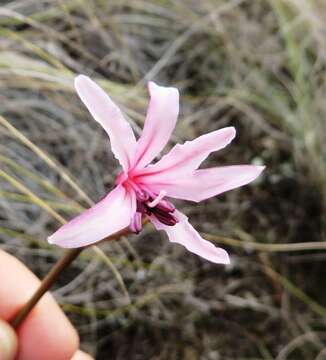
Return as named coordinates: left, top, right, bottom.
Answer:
left=130, top=189, right=178, bottom=234
left=116, top=171, right=178, bottom=233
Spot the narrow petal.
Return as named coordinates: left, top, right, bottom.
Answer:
left=133, top=81, right=179, bottom=170
left=48, top=185, right=134, bottom=248
left=75, top=75, right=137, bottom=171
left=151, top=210, right=230, bottom=264
left=136, top=127, right=236, bottom=181
left=140, top=165, right=265, bottom=202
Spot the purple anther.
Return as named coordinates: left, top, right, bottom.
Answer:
left=151, top=206, right=178, bottom=226
left=130, top=212, right=143, bottom=233
left=155, top=199, right=175, bottom=213
left=134, top=189, right=178, bottom=227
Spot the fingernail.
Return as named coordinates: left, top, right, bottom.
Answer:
left=0, top=319, right=18, bottom=360
left=71, top=349, right=95, bottom=360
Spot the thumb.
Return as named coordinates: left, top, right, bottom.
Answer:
left=0, top=319, right=18, bottom=360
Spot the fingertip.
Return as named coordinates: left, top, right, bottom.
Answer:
left=0, top=319, right=18, bottom=360
left=17, top=298, right=80, bottom=360
left=0, top=250, right=80, bottom=360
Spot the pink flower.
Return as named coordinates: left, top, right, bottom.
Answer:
left=48, top=75, right=264, bottom=264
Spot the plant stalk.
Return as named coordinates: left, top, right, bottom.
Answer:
left=10, top=220, right=149, bottom=329
left=11, top=248, right=83, bottom=328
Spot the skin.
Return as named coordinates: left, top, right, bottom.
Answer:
left=0, top=250, right=93, bottom=360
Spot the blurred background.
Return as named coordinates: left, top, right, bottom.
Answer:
left=0, top=0, right=325, bottom=359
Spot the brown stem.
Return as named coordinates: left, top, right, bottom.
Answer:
left=10, top=219, right=149, bottom=329
left=11, top=248, right=83, bottom=328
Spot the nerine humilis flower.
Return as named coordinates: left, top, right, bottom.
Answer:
left=48, top=76, right=264, bottom=264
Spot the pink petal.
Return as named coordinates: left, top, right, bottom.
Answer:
left=48, top=185, right=134, bottom=248
left=151, top=210, right=230, bottom=264
left=132, top=81, right=179, bottom=170
left=141, top=165, right=265, bottom=202
left=75, top=75, right=137, bottom=171
left=136, top=127, right=236, bottom=181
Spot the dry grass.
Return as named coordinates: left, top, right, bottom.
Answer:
left=0, top=0, right=325, bottom=359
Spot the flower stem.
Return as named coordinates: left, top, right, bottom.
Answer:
left=10, top=219, right=149, bottom=329
left=11, top=248, right=83, bottom=328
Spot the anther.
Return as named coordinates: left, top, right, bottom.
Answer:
left=130, top=212, right=143, bottom=233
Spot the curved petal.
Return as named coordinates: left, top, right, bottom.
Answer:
left=133, top=81, right=179, bottom=170
left=75, top=75, right=137, bottom=171
left=140, top=165, right=265, bottom=202
left=136, top=127, right=236, bottom=181
left=48, top=185, right=134, bottom=248
left=151, top=210, right=230, bottom=264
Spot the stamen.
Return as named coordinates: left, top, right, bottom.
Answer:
left=155, top=199, right=175, bottom=213
left=136, top=190, right=149, bottom=202
left=130, top=212, right=143, bottom=234
left=137, top=200, right=151, bottom=215
left=133, top=187, right=177, bottom=227
left=152, top=208, right=178, bottom=226
left=147, top=190, right=167, bottom=208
